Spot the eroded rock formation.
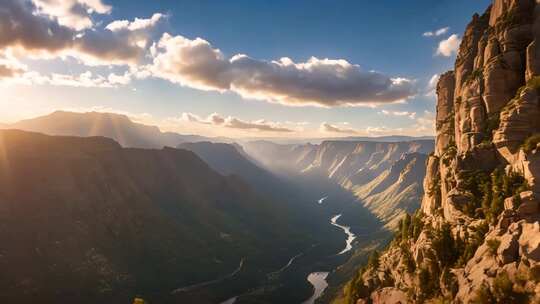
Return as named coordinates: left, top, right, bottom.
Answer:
left=335, top=1, right=540, bottom=303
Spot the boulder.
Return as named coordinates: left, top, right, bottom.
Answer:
left=519, top=222, right=540, bottom=262
left=516, top=191, right=540, bottom=217
left=497, top=230, right=520, bottom=264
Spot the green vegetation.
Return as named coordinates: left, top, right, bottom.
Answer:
left=472, top=271, right=530, bottom=303
left=464, top=68, right=483, bottom=85
left=486, top=239, right=500, bottom=255
left=457, top=221, right=489, bottom=266
left=367, top=250, right=380, bottom=269
left=442, top=145, right=457, bottom=167
left=338, top=166, right=528, bottom=304
left=522, top=133, right=540, bottom=153
left=528, top=76, right=540, bottom=90
left=458, top=168, right=528, bottom=222
left=396, top=211, right=425, bottom=244
left=481, top=112, right=500, bottom=145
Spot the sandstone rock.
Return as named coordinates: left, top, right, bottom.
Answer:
left=370, top=287, right=407, bottom=304
left=497, top=230, right=520, bottom=264
left=421, top=156, right=441, bottom=215
left=494, top=87, right=540, bottom=161
left=497, top=209, right=516, bottom=231
left=489, top=0, right=511, bottom=27
left=516, top=190, right=540, bottom=217
left=482, top=55, right=523, bottom=114
left=444, top=190, right=471, bottom=222
left=436, top=72, right=456, bottom=156
left=519, top=221, right=540, bottom=262
left=526, top=40, right=540, bottom=81
left=484, top=38, right=501, bottom=63
left=338, top=2, right=540, bottom=303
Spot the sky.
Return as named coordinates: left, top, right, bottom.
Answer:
left=0, top=0, right=491, bottom=138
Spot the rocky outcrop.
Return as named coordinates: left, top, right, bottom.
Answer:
left=335, top=1, right=540, bottom=303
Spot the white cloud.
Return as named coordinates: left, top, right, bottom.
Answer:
left=32, top=0, right=112, bottom=30
left=321, top=110, right=435, bottom=137
left=320, top=122, right=361, bottom=134
left=412, top=111, right=435, bottom=133
left=150, top=33, right=416, bottom=107
left=436, top=34, right=461, bottom=57
left=423, top=27, right=450, bottom=37
left=380, top=110, right=416, bottom=119
left=106, top=13, right=165, bottom=32
left=3, top=70, right=131, bottom=88
left=1, top=0, right=416, bottom=109
left=0, top=0, right=164, bottom=66
left=179, top=112, right=294, bottom=133
left=425, top=73, right=440, bottom=97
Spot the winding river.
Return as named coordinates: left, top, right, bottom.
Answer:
left=171, top=258, right=245, bottom=294
left=302, top=272, right=330, bottom=304
left=302, top=198, right=358, bottom=304
left=219, top=197, right=359, bottom=304
left=330, top=214, right=356, bottom=255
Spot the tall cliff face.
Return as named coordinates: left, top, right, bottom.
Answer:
left=335, top=1, right=540, bottom=303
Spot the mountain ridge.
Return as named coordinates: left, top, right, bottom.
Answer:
left=6, top=111, right=229, bottom=148
left=243, top=140, right=434, bottom=228
left=0, top=129, right=311, bottom=304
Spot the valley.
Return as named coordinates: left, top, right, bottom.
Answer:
left=0, top=111, right=434, bottom=303
left=4, top=0, right=527, bottom=303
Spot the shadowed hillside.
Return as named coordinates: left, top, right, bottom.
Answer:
left=0, top=130, right=312, bottom=304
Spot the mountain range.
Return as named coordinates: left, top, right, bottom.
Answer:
left=242, top=140, right=434, bottom=228
left=0, top=129, right=313, bottom=304
left=3, top=111, right=228, bottom=148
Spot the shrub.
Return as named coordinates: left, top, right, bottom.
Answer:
left=522, top=134, right=540, bottom=153
left=527, top=76, right=540, bottom=90
left=367, top=250, right=380, bottom=269
left=486, top=239, right=500, bottom=255
left=473, top=284, right=495, bottom=304
left=492, top=271, right=529, bottom=303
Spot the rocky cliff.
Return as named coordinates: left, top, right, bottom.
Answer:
left=335, top=1, right=540, bottom=303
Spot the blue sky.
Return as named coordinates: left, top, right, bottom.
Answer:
left=0, top=0, right=491, bottom=138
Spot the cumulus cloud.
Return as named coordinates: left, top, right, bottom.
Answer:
left=320, top=122, right=360, bottom=134
left=436, top=34, right=461, bottom=57
left=3, top=70, right=132, bottom=88
left=380, top=110, right=416, bottom=119
left=106, top=13, right=165, bottom=32
left=423, top=27, right=450, bottom=37
left=412, top=111, right=435, bottom=133
left=0, top=64, right=24, bottom=79
left=180, top=112, right=294, bottom=132
left=425, top=74, right=440, bottom=97
left=321, top=110, right=435, bottom=136
left=1, top=0, right=416, bottom=109
left=150, top=34, right=416, bottom=107
left=32, top=0, right=112, bottom=30
left=0, top=0, right=164, bottom=65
